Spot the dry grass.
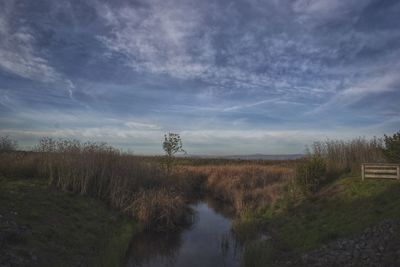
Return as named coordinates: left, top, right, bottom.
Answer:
left=0, top=138, right=202, bottom=231
left=129, top=188, right=188, bottom=231
left=179, top=164, right=294, bottom=214
left=0, top=151, right=39, bottom=178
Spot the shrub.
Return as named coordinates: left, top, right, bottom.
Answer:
left=383, top=131, right=400, bottom=163
left=0, top=136, right=18, bottom=152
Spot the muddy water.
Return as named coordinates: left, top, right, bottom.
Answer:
left=125, top=199, right=242, bottom=267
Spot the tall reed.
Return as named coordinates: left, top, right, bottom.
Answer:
left=34, top=138, right=194, bottom=230
left=310, top=137, right=386, bottom=175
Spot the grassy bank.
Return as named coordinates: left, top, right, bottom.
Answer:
left=225, top=136, right=398, bottom=266
left=242, top=175, right=400, bottom=266
left=0, top=177, right=137, bottom=267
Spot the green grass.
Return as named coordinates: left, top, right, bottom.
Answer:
left=274, top=176, right=400, bottom=250
left=0, top=177, right=137, bottom=267
left=242, top=175, right=400, bottom=266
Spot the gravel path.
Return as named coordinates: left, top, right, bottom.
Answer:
left=286, top=219, right=400, bottom=267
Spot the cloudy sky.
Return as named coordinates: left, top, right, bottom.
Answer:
left=0, top=0, right=399, bottom=155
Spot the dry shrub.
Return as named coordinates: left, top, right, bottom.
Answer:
left=167, top=168, right=207, bottom=198
left=128, top=188, right=188, bottom=231
left=179, top=164, right=294, bottom=214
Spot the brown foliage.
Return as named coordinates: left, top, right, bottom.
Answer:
left=129, top=188, right=188, bottom=231
left=179, top=164, right=294, bottom=214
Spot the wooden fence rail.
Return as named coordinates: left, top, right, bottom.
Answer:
left=361, top=163, right=400, bottom=181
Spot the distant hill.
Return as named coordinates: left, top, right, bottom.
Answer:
left=184, top=154, right=304, bottom=160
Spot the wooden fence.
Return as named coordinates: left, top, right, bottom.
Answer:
left=361, top=163, right=400, bottom=181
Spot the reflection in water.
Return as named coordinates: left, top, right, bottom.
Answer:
left=125, top=200, right=242, bottom=267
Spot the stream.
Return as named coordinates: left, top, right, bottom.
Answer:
left=125, top=198, right=243, bottom=267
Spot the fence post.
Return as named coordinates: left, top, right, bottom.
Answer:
left=397, top=165, right=400, bottom=180
left=361, top=164, right=365, bottom=181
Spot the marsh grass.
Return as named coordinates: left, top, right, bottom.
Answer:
left=129, top=188, right=189, bottom=231
left=178, top=164, right=294, bottom=215
left=0, top=151, right=39, bottom=178
left=0, top=138, right=202, bottom=230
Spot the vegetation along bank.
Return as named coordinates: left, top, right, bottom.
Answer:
left=0, top=130, right=399, bottom=266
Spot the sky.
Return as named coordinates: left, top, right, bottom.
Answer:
left=0, top=0, right=399, bottom=155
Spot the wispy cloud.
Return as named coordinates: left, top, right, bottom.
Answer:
left=0, top=1, right=74, bottom=91
left=95, top=0, right=332, bottom=99
left=223, top=99, right=279, bottom=112
left=125, top=121, right=161, bottom=130
left=311, top=71, right=400, bottom=113
left=97, top=0, right=214, bottom=79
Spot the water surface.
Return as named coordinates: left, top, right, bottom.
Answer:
left=125, top=200, right=242, bottom=267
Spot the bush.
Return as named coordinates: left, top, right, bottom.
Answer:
left=383, top=131, right=400, bottom=163
left=0, top=136, right=18, bottom=152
